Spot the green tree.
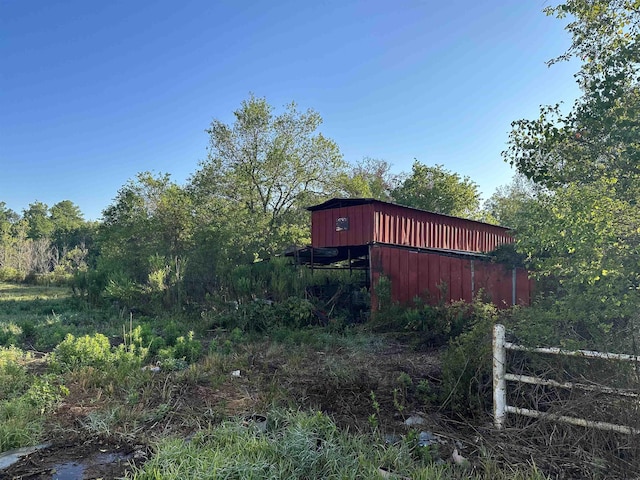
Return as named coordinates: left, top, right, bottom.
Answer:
left=483, top=175, right=539, bottom=228
left=338, top=157, right=400, bottom=201
left=505, top=0, right=639, bottom=193
left=0, top=203, right=20, bottom=275
left=99, top=173, right=194, bottom=307
left=0, top=202, right=19, bottom=238
left=391, top=161, right=481, bottom=218
left=23, top=201, right=53, bottom=240
left=190, top=95, right=345, bottom=260
left=547, top=0, right=639, bottom=96
left=50, top=200, right=86, bottom=252
left=503, top=1, right=640, bottom=329
left=515, top=180, right=638, bottom=314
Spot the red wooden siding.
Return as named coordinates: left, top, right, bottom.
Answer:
left=311, top=203, right=374, bottom=248
left=310, top=199, right=513, bottom=253
left=372, top=203, right=513, bottom=252
left=370, top=245, right=533, bottom=309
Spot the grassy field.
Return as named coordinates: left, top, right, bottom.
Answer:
left=0, top=281, right=598, bottom=479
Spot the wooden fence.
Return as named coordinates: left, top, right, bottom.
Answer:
left=492, top=323, right=640, bottom=434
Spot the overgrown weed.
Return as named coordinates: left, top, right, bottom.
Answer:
left=126, top=408, right=548, bottom=480
left=0, top=346, right=67, bottom=452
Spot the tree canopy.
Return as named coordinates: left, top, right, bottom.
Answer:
left=338, top=157, right=400, bottom=202
left=483, top=175, right=538, bottom=229
left=189, top=95, right=346, bottom=259
left=391, top=161, right=482, bottom=219
left=505, top=0, right=640, bottom=192
left=503, top=0, right=640, bottom=322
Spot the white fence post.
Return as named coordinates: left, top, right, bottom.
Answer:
left=493, top=323, right=507, bottom=429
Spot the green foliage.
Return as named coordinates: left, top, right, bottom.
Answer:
left=500, top=0, right=640, bottom=345
left=160, top=319, right=187, bottom=347
left=0, top=202, right=19, bottom=237
left=199, top=256, right=367, bottom=334
left=0, top=267, right=23, bottom=282
left=171, top=331, right=203, bottom=363
left=104, top=271, right=144, bottom=306
left=116, top=323, right=151, bottom=364
left=70, top=269, right=105, bottom=304
left=391, top=161, right=482, bottom=219
left=0, top=286, right=85, bottom=350
left=368, top=390, right=380, bottom=430
left=440, top=302, right=499, bottom=416
left=23, top=201, right=54, bottom=240
left=396, top=371, right=413, bottom=390
left=49, top=200, right=87, bottom=251
left=0, top=200, right=91, bottom=283
left=416, top=379, right=436, bottom=405
left=393, top=387, right=406, bottom=415
left=129, top=407, right=548, bottom=479
left=338, top=157, right=400, bottom=201
left=33, top=323, right=75, bottom=351
left=229, top=296, right=316, bottom=333
left=483, top=175, right=539, bottom=228
left=545, top=0, right=639, bottom=110
left=506, top=297, right=640, bottom=352
left=373, top=275, right=492, bottom=347
left=23, top=374, right=69, bottom=414
left=98, top=172, right=193, bottom=310
left=128, top=409, right=444, bottom=479
left=51, top=329, right=150, bottom=371
left=0, top=347, right=31, bottom=400
left=511, top=179, right=640, bottom=328
left=126, top=322, right=167, bottom=357
left=0, top=321, right=21, bottom=346
left=404, top=429, right=441, bottom=465
left=0, top=347, right=67, bottom=452
left=157, top=356, right=189, bottom=371
left=52, top=333, right=112, bottom=369
left=190, top=94, right=345, bottom=262
left=488, top=243, right=527, bottom=270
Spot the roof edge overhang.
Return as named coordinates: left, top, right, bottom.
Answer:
left=285, top=242, right=494, bottom=264
left=369, top=242, right=492, bottom=260
left=307, top=198, right=378, bottom=211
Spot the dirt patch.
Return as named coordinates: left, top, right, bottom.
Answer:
left=251, top=342, right=443, bottom=431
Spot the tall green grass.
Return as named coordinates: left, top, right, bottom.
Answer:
left=128, top=409, right=548, bottom=480
left=0, top=346, right=68, bottom=452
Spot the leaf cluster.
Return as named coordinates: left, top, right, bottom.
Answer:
left=502, top=1, right=640, bottom=329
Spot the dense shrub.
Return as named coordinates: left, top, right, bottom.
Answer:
left=371, top=276, right=493, bottom=347
left=52, top=333, right=112, bottom=369
left=0, top=347, right=31, bottom=400
left=51, top=330, right=149, bottom=371
left=169, top=331, right=203, bottom=363
left=70, top=269, right=107, bottom=305
left=0, top=347, right=68, bottom=452
left=0, top=322, right=21, bottom=346
left=212, top=296, right=318, bottom=333
left=439, top=300, right=499, bottom=417
left=0, top=267, right=24, bottom=283
left=25, top=267, right=73, bottom=287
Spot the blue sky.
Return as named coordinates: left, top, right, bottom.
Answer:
left=0, top=1, right=580, bottom=221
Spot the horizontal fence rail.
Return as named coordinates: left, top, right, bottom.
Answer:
left=493, top=324, right=640, bottom=434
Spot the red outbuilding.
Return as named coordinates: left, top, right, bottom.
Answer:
left=295, top=198, right=532, bottom=309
